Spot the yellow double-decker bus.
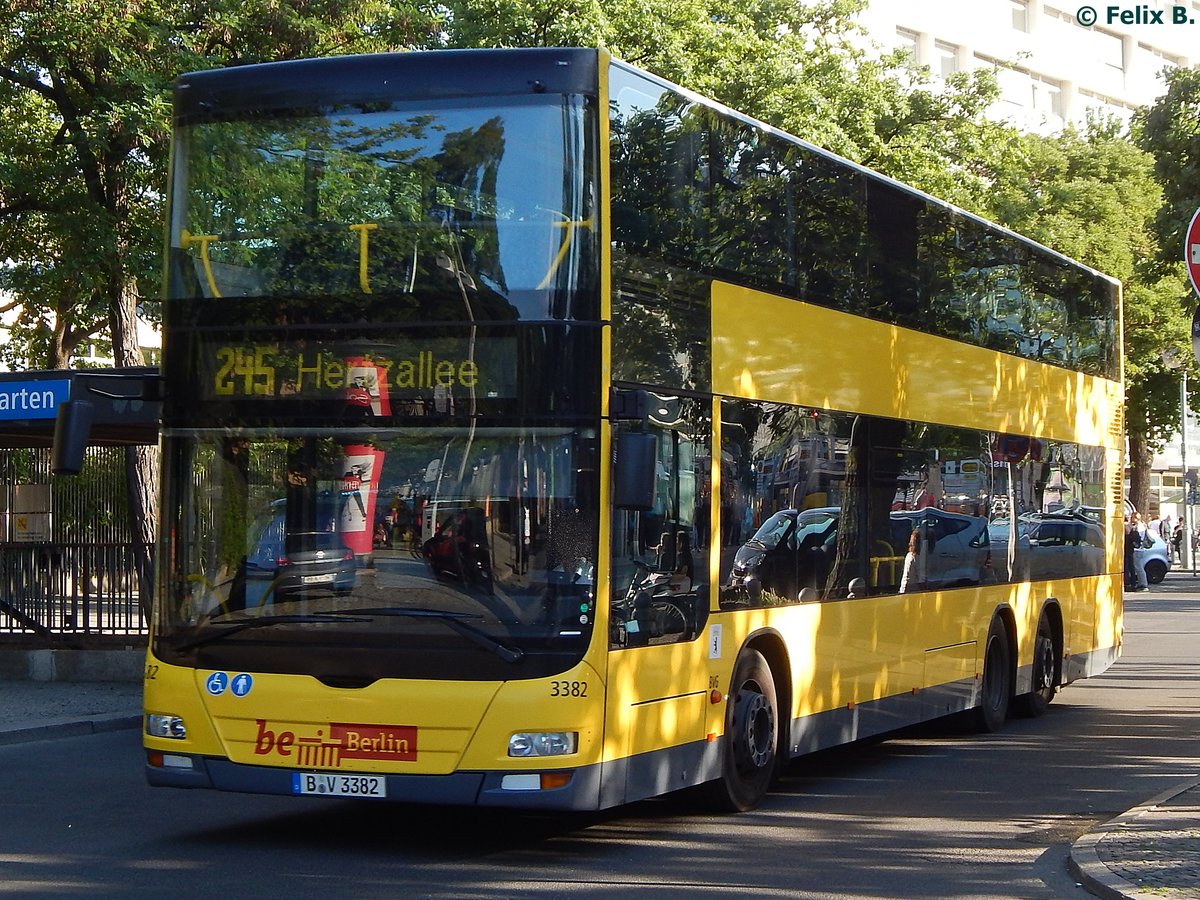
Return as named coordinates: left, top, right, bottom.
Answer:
left=144, top=48, right=1123, bottom=811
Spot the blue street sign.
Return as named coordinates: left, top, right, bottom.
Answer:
left=0, top=379, right=69, bottom=421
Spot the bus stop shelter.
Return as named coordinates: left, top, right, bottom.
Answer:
left=0, top=368, right=160, bottom=646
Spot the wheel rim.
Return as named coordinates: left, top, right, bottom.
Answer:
left=1033, top=633, right=1054, bottom=694
left=734, top=684, right=775, bottom=771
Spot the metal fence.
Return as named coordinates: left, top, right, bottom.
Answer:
left=0, top=447, right=151, bottom=643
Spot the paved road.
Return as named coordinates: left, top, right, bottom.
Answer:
left=3, top=589, right=1198, bottom=898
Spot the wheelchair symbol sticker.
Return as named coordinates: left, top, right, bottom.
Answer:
left=205, top=672, right=229, bottom=696
left=230, top=673, right=254, bottom=697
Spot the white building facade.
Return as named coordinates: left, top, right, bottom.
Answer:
left=855, top=0, right=1195, bottom=133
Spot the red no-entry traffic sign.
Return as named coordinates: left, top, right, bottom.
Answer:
left=1188, top=207, right=1200, bottom=299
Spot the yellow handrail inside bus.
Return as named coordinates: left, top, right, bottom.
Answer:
left=537, top=216, right=593, bottom=289
left=870, top=539, right=900, bottom=586
left=181, top=229, right=222, bottom=298
left=349, top=222, right=379, bottom=293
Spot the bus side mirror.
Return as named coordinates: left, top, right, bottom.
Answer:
left=52, top=400, right=95, bottom=475
left=614, top=432, right=656, bottom=511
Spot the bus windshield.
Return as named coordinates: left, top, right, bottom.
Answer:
left=169, top=93, right=594, bottom=319
left=156, top=427, right=598, bottom=681
left=156, top=83, right=602, bottom=682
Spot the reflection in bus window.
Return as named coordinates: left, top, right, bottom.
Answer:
left=718, top=399, right=1108, bottom=607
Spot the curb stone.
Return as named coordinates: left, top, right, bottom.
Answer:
left=1069, top=775, right=1200, bottom=900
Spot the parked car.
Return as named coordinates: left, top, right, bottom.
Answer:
left=728, top=506, right=991, bottom=599
left=247, top=530, right=357, bottom=596
left=422, top=506, right=493, bottom=589
left=889, top=509, right=992, bottom=588
left=990, top=514, right=1106, bottom=581
left=728, top=507, right=838, bottom=601
left=1110, top=503, right=1172, bottom=585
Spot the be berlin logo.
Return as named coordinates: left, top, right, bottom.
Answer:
left=1076, top=5, right=1196, bottom=25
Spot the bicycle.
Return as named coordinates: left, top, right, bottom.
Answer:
left=611, top=560, right=694, bottom=645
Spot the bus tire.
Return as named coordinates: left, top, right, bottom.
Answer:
left=974, top=618, right=1012, bottom=733
left=703, top=648, right=778, bottom=812
left=1014, top=615, right=1057, bottom=718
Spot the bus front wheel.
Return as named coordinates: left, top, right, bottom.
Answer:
left=974, top=618, right=1012, bottom=732
left=705, top=648, right=778, bottom=812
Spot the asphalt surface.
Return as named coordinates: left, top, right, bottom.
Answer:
left=3, top=572, right=1199, bottom=899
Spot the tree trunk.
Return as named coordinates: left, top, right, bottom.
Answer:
left=1127, top=432, right=1153, bottom=517
left=49, top=315, right=70, bottom=370
left=110, top=275, right=159, bottom=622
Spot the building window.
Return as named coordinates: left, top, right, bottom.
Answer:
left=1031, top=76, right=1065, bottom=120
left=1078, top=89, right=1136, bottom=127
left=993, top=64, right=1032, bottom=109
left=895, top=28, right=920, bottom=64
left=1138, top=41, right=1184, bottom=69
left=935, top=41, right=960, bottom=79
left=1011, top=0, right=1030, bottom=31
left=1096, top=29, right=1124, bottom=71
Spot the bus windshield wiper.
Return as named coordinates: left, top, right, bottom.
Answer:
left=176, top=613, right=371, bottom=651
left=325, top=607, right=525, bottom=664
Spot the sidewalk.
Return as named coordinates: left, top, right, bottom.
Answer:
left=0, top=678, right=142, bottom=745
left=1068, top=569, right=1200, bottom=900
left=1071, top=776, right=1200, bottom=900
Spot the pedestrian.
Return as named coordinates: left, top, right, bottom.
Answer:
left=1125, top=513, right=1149, bottom=592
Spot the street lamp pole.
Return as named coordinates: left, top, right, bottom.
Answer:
left=1183, top=371, right=1193, bottom=573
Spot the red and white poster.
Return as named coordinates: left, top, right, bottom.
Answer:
left=344, top=356, right=392, bottom=417
left=338, top=445, right=386, bottom=558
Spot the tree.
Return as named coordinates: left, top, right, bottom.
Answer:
left=0, top=0, right=436, bottom=616
left=984, top=123, right=1184, bottom=514
left=439, top=0, right=1008, bottom=205
left=1134, top=67, right=1200, bottom=513
left=1136, top=66, right=1200, bottom=274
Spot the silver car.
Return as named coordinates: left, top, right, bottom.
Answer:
left=1135, top=529, right=1171, bottom=585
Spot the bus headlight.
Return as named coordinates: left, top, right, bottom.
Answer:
left=146, top=714, right=188, bottom=739
left=508, top=731, right=577, bottom=757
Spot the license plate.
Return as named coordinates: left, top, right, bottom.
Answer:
left=292, top=772, right=386, bottom=798
left=301, top=573, right=336, bottom=584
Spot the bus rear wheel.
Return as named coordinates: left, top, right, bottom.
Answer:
left=973, top=618, right=1012, bottom=732
left=704, top=648, right=778, bottom=812
left=1015, top=615, right=1057, bottom=717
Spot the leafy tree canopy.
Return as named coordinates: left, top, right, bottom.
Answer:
left=1135, top=65, right=1200, bottom=272
left=0, top=0, right=438, bottom=369
left=986, top=124, right=1186, bottom=456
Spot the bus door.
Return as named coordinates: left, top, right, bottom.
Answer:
left=606, top=398, right=712, bottom=792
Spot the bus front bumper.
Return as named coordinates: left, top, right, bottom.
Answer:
left=145, top=752, right=603, bottom=810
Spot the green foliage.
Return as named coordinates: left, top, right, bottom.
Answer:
left=986, top=127, right=1160, bottom=283
left=0, top=0, right=439, bottom=369
left=439, top=0, right=1008, bottom=202
left=982, top=124, right=1185, bottom=449
left=1130, top=67, right=1200, bottom=453
left=1135, top=66, right=1200, bottom=271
